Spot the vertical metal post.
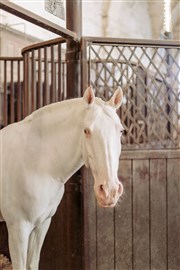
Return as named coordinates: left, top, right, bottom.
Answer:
left=163, top=32, right=173, bottom=135
left=65, top=2, right=83, bottom=270
left=163, top=0, right=173, bottom=135
left=66, top=0, right=82, bottom=98
left=81, top=38, right=89, bottom=96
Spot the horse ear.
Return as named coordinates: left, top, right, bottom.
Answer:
left=83, top=85, right=95, bottom=106
left=108, top=87, right=123, bottom=109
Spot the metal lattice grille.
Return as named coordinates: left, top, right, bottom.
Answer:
left=88, top=43, right=180, bottom=150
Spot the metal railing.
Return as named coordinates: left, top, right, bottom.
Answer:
left=0, top=38, right=67, bottom=128
left=0, top=57, right=23, bottom=127
left=1, top=37, right=180, bottom=151
left=81, top=37, right=180, bottom=150
left=22, top=37, right=67, bottom=117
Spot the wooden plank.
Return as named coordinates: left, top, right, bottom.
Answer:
left=3, top=60, right=7, bottom=126
left=37, top=49, right=42, bottom=109
left=40, top=196, right=67, bottom=270
left=40, top=172, right=83, bottom=270
left=97, top=204, right=114, bottom=270
left=44, top=47, right=49, bottom=105
left=133, top=159, right=150, bottom=269
left=83, top=168, right=97, bottom=270
left=121, top=149, right=180, bottom=160
left=115, top=159, right=132, bottom=269
left=17, top=60, right=21, bottom=121
left=0, top=2, right=77, bottom=40
left=50, top=46, right=55, bottom=103
left=167, top=159, right=180, bottom=269
left=23, top=52, right=29, bottom=117
left=65, top=173, right=83, bottom=270
left=58, top=44, right=62, bottom=101
left=150, top=159, right=167, bottom=269
left=10, top=60, right=14, bottom=123
left=31, top=51, right=36, bottom=112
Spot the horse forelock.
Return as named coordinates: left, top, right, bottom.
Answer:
left=94, top=97, right=121, bottom=126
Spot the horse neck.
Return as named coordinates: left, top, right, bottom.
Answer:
left=38, top=98, right=84, bottom=182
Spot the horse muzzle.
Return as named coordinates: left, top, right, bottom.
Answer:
left=94, top=181, right=123, bottom=208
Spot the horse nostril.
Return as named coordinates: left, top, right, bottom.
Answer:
left=98, top=185, right=107, bottom=198
left=100, top=185, right=103, bottom=191
left=118, top=182, right=123, bottom=196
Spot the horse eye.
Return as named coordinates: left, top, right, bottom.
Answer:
left=84, top=128, right=91, bottom=136
left=120, top=129, right=125, bottom=135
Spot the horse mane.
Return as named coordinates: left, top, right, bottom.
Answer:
left=23, top=103, right=60, bottom=123
left=22, top=96, right=118, bottom=125
left=23, top=98, right=81, bottom=123
left=95, top=98, right=119, bottom=124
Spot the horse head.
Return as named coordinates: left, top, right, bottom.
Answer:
left=82, top=86, right=124, bottom=208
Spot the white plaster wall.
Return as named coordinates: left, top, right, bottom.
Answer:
left=82, top=0, right=104, bottom=37
left=82, top=0, right=152, bottom=39
left=148, top=1, right=164, bottom=39
left=11, top=0, right=66, bottom=28
left=82, top=1, right=179, bottom=40
left=0, top=8, right=58, bottom=41
left=107, top=1, right=152, bottom=39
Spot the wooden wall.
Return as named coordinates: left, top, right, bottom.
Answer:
left=83, top=150, right=180, bottom=270
left=40, top=172, right=83, bottom=270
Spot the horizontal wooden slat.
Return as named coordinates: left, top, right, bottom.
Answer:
left=22, top=38, right=65, bottom=54
left=83, top=36, right=180, bottom=48
left=0, top=1, right=77, bottom=40
left=121, top=149, right=180, bottom=160
left=0, top=57, right=23, bottom=61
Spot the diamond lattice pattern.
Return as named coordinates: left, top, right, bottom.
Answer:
left=89, top=44, right=180, bottom=150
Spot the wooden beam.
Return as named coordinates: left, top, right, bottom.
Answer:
left=0, top=1, right=77, bottom=40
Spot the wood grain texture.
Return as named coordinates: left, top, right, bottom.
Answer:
left=83, top=168, right=97, bottom=270
left=167, top=159, right=180, bottom=270
left=150, top=159, right=167, bottom=270
left=40, top=199, right=67, bottom=270
left=133, top=159, right=150, bottom=270
left=97, top=206, right=114, bottom=270
left=115, top=160, right=132, bottom=270
left=39, top=172, right=83, bottom=270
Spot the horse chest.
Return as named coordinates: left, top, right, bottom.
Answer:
left=2, top=173, right=65, bottom=226
left=29, top=180, right=65, bottom=224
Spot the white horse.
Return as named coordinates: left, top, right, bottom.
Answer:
left=0, top=86, right=124, bottom=269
